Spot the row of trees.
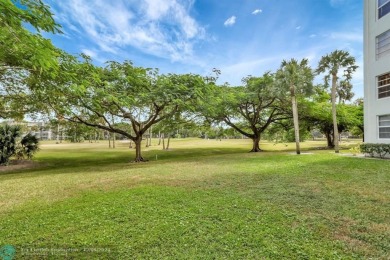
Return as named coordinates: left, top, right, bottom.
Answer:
left=1, top=0, right=362, bottom=162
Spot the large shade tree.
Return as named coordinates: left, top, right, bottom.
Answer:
left=316, top=50, right=358, bottom=153
left=40, top=54, right=207, bottom=162
left=276, top=58, right=314, bottom=154
left=206, top=73, right=289, bottom=152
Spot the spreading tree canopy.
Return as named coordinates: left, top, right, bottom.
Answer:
left=40, top=54, right=207, bottom=162
left=205, top=73, right=290, bottom=152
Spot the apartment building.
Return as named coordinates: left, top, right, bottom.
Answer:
left=364, top=0, right=390, bottom=143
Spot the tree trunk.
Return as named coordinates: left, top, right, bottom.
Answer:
left=250, top=136, right=262, bottom=152
left=325, top=130, right=334, bottom=148
left=113, top=133, right=116, bottom=148
left=129, top=141, right=132, bottom=148
left=158, top=131, right=161, bottom=145
left=108, top=132, right=111, bottom=148
left=56, top=124, right=60, bottom=144
left=331, top=74, right=339, bottom=153
left=134, top=137, right=146, bottom=162
left=149, top=127, right=152, bottom=146
left=166, top=135, right=170, bottom=150
left=291, top=93, right=301, bottom=155
left=162, top=133, right=165, bottom=150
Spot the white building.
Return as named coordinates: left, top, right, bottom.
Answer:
left=364, top=0, right=390, bottom=143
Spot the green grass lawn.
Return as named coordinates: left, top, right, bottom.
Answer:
left=0, top=138, right=389, bottom=259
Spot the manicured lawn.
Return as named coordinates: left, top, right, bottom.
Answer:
left=0, top=138, right=389, bottom=259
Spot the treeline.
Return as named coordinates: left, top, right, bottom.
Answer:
left=0, top=1, right=362, bottom=162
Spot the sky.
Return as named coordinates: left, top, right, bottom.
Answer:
left=45, top=0, right=364, bottom=98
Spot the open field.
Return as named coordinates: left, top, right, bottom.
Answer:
left=0, top=138, right=389, bottom=259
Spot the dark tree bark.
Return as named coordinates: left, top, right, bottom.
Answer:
left=134, top=136, right=147, bottom=162
left=250, top=136, right=262, bottom=152
left=325, top=130, right=334, bottom=148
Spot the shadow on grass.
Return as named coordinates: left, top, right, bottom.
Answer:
left=0, top=141, right=355, bottom=178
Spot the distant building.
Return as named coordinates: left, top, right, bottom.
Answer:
left=2, top=120, right=56, bottom=140
left=364, top=0, right=390, bottom=144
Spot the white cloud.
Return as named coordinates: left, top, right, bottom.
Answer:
left=296, top=26, right=301, bottom=30
left=81, top=49, right=97, bottom=58
left=252, top=9, right=262, bottom=15
left=52, top=0, right=206, bottom=62
left=309, top=34, right=317, bottom=38
left=224, top=16, right=236, bottom=27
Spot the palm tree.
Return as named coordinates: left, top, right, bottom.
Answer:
left=0, top=125, right=21, bottom=165
left=20, top=133, right=39, bottom=159
left=317, top=50, right=358, bottom=153
left=276, top=58, right=314, bottom=155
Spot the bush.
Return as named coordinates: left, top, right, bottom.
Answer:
left=349, top=144, right=361, bottom=155
left=0, top=125, right=22, bottom=165
left=16, top=133, right=39, bottom=160
left=0, top=125, right=39, bottom=165
left=360, top=143, right=390, bottom=159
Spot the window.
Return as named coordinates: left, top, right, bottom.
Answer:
left=379, top=115, right=390, bottom=139
left=376, top=29, right=390, bottom=59
left=378, top=0, right=390, bottom=19
left=378, top=72, right=390, bottom=99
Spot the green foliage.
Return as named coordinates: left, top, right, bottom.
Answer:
left=0, top=124, right=21, bottom=165
left=263, top=120, right=310, bottom=143
left=0, top=0, right=61, bottom=119
left=360, top=143, right=390, bottom=158
left=41, top=55, right=208, bottom=161
left=283, top=127, right=310, bottom=142
left=275, top=58, right=314, bottom=97
left=0, top=0, right=61, bottom=33
left=0, top=124, right=39, bottom=163
left=349, top=144, right=361, bottom=155
left=316, top=50, right=358, bottom=153
left=316, top=50, right=358, bottom=84
left=19, top=133, right=39, bottom=159
left=275, top=58, right=314, bottom=154
left=300, top=91, right=363, bottom=148
left=203, top=73, right=290, bottom=151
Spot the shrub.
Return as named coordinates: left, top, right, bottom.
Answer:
left=360, top=143, right=390, bottom=159
left=0, top=125, right=39, bottom=165
left=349, top=143, right=361, bottom=155
left=0, top=125, right=22, bottom=165
left=15, top=133, right=39, bottom=160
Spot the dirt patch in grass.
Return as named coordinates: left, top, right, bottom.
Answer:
left=0, top=160, right=41, bottom=172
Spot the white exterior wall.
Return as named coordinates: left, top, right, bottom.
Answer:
left=364, top=0, right=390, bottom=144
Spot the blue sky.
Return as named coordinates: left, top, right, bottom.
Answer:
left=45, top=0, right=364, bottom=98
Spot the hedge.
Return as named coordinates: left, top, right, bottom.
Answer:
left=360, top=143, right=390, bottom=159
